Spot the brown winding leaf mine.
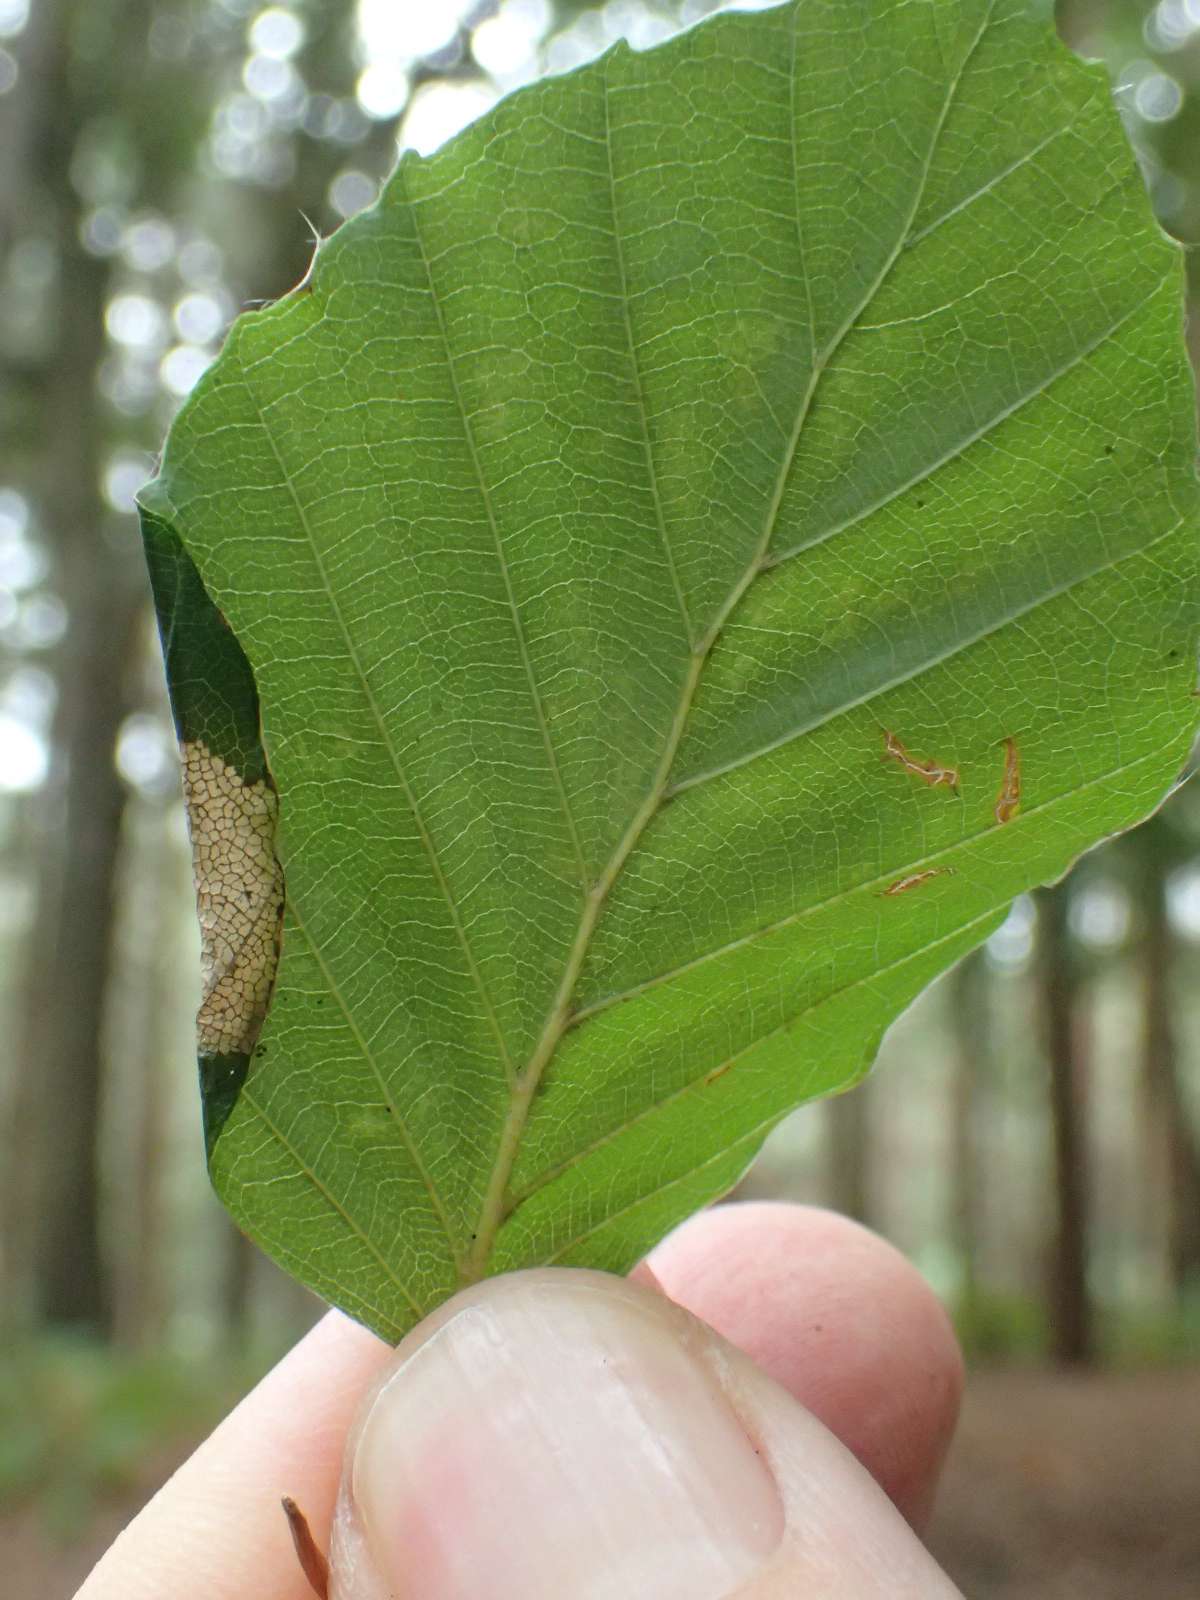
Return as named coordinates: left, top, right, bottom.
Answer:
left=880, top=866, right=955, bottom=897
left=994, top=735, right=1021, bottom=824
left=882, top=729, right=959, bottom=791
left=181, top=741, right=284, bottom=1056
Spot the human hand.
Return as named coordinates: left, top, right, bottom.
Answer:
left=76, top=1203, right=964, bottom=1599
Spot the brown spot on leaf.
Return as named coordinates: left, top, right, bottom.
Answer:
left=882, top=728, right=959, bottom=791
left=994, top=735, right=1021, bottom=825
left=181, top=741, right=284, bottom=1056
left=880, top=866, right=955, bottom=897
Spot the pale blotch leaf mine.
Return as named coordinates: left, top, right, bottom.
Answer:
left=181, top=741, right=284, bottom=1056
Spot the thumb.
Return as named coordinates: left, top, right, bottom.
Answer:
left=328, top=1270, right=962, bottom=1599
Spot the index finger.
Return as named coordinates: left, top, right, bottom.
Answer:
left=76, top=1310, right=390, bottom=1600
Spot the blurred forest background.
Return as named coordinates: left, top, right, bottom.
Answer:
left=0, top=0, right=1197, bottom=1595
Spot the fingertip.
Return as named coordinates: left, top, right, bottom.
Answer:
left=332, top=1267, right=960, bottom=1600
left=645, top=1201, right=964, bottom=1527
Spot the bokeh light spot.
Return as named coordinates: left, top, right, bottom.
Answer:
left=473, top=4, right=541, bottom=78
left=0, top=488, right=30, bottom=542
left=250, top=6, right=304, bottom=59
left=17, top=593, right=68, bottom=651
left=1135, top=70, right=1184, bottom=122
left=0, top=0, right=28, bottom=39
left=356, top=63, right=409, bottom=120
left=105, top=293, right=168, bottom=350
left=1168, top=864, right=1200, bottom=939
left=1145, top=0, right=1200, bottom=51
left=177, top=238, right=224, bottom=286
left=80, top=206, right=125, bottom=257
left=122, top=216, right=177, bottom=272
left=173, top=291, right=225, bottom=345
left=358, top=0, right=464, bottom=63
left=0, top=715, right=48, bottom=792
left=1069, top=883, right=1130, bottom=950
left=329, top=169, right=378, bottom=219
left=0, top=539, right=43, bottom=592
left=116, top=712, right=178, bottom=795
left=103, top=455, right=152, bottom=515
left=400, top=80, right=498, bottom=156
left=986, top=894, right=1035, bottom=969
left=160, top=345, right=214, bottom=397
left=243, top=53, right=298, bottom=103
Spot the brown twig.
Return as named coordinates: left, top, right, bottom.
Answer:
left=282, top=1497, right=330, bottom=1600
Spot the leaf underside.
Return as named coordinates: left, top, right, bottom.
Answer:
left=142, top=0, right=1198, bottom=1341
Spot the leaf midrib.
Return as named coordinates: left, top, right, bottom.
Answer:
left=461, top=0, right=994, bottom=1280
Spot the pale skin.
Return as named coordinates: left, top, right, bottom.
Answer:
left=77, top=1203, right=966, bottom=1599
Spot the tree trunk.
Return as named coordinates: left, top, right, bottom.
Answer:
left=0, top=0, right=59, bottom=1334
left=109, top=797, right=177, bottom=1350
left=11, top=0, right=146, bottom=1331
left=826, top=1082, right=872, bottom=1224
left=1037, top=882, right=1094, bottom=1366
left=22, top=352, right=142, bottom=1328
left=949, top=950, right=988, bottom=1318
left=1137, top=843, right=1200, bottom=1301
left=222, top=1220, right=256, bottom=1343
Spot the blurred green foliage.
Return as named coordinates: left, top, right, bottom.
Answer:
left=0, top=1334, right=287, bottom=1536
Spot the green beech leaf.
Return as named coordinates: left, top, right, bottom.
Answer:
left=141, top=0, right=1199, bottom=1340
